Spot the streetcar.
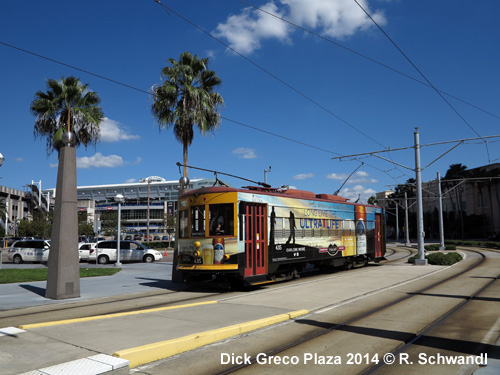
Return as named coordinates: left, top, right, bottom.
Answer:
left=177, top=185, right=385, bottom=286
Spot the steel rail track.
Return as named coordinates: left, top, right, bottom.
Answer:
left=215, top=248, right=488, bottom=374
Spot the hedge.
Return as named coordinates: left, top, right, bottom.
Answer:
left=408, top=252, right=463, bottom=265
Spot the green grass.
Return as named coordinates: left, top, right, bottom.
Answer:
left=0, top=268, right=121, bottom=284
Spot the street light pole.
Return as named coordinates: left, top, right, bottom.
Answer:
left=147, top=180, right=151, bottom=241
left=115, top=194, right=124, bottom=267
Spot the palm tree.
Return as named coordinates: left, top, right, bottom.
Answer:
left=151, top=52, right=224, bottom=178
left=31, top=76, right=104, bottom=154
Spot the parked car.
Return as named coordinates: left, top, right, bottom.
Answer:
left=133, top=234, right=142, bottom=241
left=124, top=235, right=132, bottom=240
left=78, top=242, right=93, bottom=261
left=7, top=239, right=51, bottom=264
left=88, top=240, right=163, bottom=264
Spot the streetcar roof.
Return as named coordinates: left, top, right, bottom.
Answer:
left=180, top=186, right=382, bottom=208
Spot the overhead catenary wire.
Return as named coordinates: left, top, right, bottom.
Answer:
left=152, top=0, right=388, bottom=150
left=239, top=0, right=500, bottom=122
left=352, top=0, right=492, bottom=163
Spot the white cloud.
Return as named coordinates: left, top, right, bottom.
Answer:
left=349, top=171, right=378, bottom=184
left=214, top=0, right=386, bottom=54
left=77, top=153, right=124, bottom=169
left=327, top=171, right=377, bottom=184
left=100, top=117, right=140, bottom=142
left=326, top=173, right=348, bottom=180
left=15, top=157, right=24, bottom=162
left=233, top=147, right=257, bottom=159
left=214, top=2, right=291, bottom=54
left=294, top=173, right=314, bottom=180
left=340, top=184, right=376, bottom=203
left=125, top=178, right=136, bottom=183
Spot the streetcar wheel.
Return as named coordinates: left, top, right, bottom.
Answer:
left=344, top=259, right=353, bottom=270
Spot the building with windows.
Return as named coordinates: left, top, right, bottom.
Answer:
left=1, top=184, right=49, bottom=236
left=44, top=176, right=226, bottom=236
left=375, top=163, right=500, bottom=239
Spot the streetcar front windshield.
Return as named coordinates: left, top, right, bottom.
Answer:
left=191, top=205, right=206, bottom=237
left=209, top=204, right=234, bottom=236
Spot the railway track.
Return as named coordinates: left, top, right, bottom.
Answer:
left=209, top=248, right=498, bottom=375
left=0, top=245, right=410, bottom=328
left=130, top=247, right=499, bottom=375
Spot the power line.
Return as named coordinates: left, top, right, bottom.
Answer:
left=0, top=41, right=150, bottom=96
left=352, top=0, right=491, bottom=163
left=0, top=38, right=405, bottom=184
left=152, top=0, right=388, bottom=149
left=240, top=0, right=500, bottom=122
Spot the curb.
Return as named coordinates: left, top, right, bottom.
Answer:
left=113, top=309, right=309, bottom=368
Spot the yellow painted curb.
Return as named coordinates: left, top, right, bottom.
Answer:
left=113, top=309, right=309, bottom=368
left=19, top=301, right=217, bottom=329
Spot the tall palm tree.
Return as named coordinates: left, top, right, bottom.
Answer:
left=31, top=76, right=104, bottom=154
left=151, top=52, right=224, bottom=178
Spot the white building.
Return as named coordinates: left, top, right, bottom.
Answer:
left=44, top=176, right=226, bottom=235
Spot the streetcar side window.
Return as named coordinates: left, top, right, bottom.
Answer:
left=191, top=205, right=206, bottom=237
left=209, top=204, right=234, bottom=236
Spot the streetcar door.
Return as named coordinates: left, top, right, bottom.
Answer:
left=243, top=203, right=267, bottom=277
left=374, top=213, right=383, bottom=257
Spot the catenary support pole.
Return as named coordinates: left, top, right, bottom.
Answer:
left=437, top=171, right=445, bottom=250
left=414, top=128, right=428, bottom=265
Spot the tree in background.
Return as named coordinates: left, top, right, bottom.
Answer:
left=151, top=52, right=224, bottom=178
left=78, top=212, right=94, bottom=237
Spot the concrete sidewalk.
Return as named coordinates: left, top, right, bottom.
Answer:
left=0, top=261, right=455, bottom=375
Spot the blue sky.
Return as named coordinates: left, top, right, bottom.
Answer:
left=1, top=0, right=499, bottom=203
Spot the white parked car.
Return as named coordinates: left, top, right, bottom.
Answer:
left=78, top=242, right=93, bottom=261
left=88, top=240, right=163, bottom=264
left=7, top=239, right=51, bottom=264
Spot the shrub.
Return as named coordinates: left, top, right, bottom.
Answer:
left=425, top=244, right=456, bottom=251
left=407, top=252, right=462, bottom=266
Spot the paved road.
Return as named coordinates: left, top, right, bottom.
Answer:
left=1, top=246, right=499, bottom=375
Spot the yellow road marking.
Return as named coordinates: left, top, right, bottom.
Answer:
left=19, top=301, right=218, bottom=329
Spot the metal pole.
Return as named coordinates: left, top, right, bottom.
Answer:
left=264, top=166, right=271, bottom=185
left=414, top=128, right=427, bottom=265
left=405, top=192, right=410, bottom=246
left=437, top=171, right=445, bottom=250
left=395, top=202, right=399, bottom=242
left=147, top=180, right=151, bottom=241
left=116, top=202, right=122, bottom=266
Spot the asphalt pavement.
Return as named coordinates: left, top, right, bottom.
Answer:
left=0, top=247, right=499, bottom=375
